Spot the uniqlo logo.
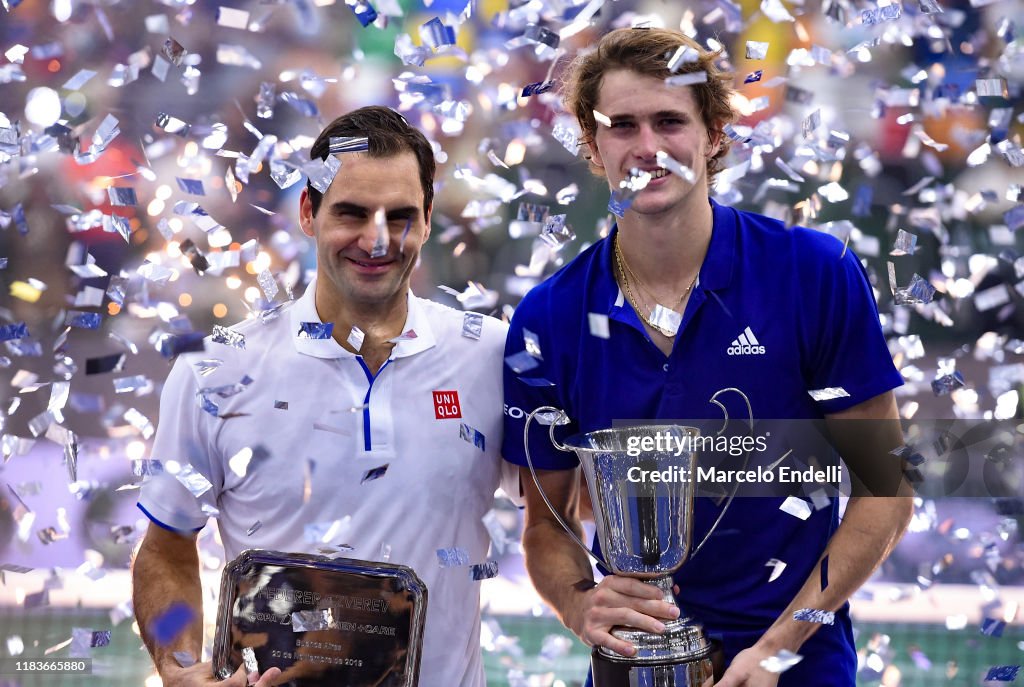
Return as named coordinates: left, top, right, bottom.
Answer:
left=433, top=390, right=462, bottom=419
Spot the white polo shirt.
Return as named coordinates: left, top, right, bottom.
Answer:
left=137, top=280, right=509, bottom=687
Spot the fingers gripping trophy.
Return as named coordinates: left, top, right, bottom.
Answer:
left=523, top=389, right=753, bottom=687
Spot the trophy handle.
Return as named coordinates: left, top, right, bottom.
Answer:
left=691, top=387, right=755, bottom=558
left=523, top=406, right=611, bottom=570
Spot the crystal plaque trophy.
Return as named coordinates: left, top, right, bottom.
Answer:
left=213, top=549, right=426, bottom=686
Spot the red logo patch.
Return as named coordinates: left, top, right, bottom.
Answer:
left=433, top=390, right=462, bottom=419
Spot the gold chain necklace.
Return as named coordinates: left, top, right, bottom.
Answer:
left=614, top=235, right=697, bottom=337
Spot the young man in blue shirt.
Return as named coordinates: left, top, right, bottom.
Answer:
left=502, top=28, right=914, bottom=686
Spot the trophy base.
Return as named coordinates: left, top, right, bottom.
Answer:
left=591, top=620, right=723, bottom=687
left=591, top=647, right=720, bottom=687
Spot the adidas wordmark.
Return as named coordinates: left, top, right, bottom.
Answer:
left=727, top=326, right=766, bottom=356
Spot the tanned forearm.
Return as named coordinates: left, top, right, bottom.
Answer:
left=756, top=391, right=914, bottom=656
left=132, top=528, right=205, bottom=676
left=523, top=513, right=597, bottom=632
left=754, top=494, right=913, bottom=655
left=520, top=466, right=599, bottom=634
left=522, top=467, right=697, bottom=657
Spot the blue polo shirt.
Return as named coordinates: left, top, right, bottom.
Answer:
left=502, top=199, right=903, bottom=684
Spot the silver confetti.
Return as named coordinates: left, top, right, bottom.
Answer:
left=298, top=322, right=334, bottom=340
left=900, top=274, right=936, bottom=305
left=809, top=489, right=831, bottom=510
left=107, top=187, right=137, bottom=206
left=462, top=312, right=484, bottom=340
left=765, top=558, right=787, bottom=582
left=891, top=229, right=918, bottom=256
left=216, top=6, right=250, bottom=30
left=746, top=41, right=769, bottom=59
left=371, top=208, right=389, bottom=258
left=974, top=284, right=1011, bottom=312
left=665, top=71, right=708, bottom=87
left=74, top=114, right=120, bottom=165
left=306, top=155, right=341, bottom=193
left=217, top=44, right=261, bottom=70
left=522, top=328, right=542, bottom=358
left=102, top=214, right=131, bottom=242
left=66, top=311, right=102, bottom=330
left=932, top=370, right=965, bottom=396
left=551, top=122, right=580, bottom=157
left=861, top=3, right=902, bottom=24
left=976, top=78, right=1008, bottom=98
left=161, top=37, right=187, bottom=66
left=459, top=423, right=486, bottom=451
left=436, top=547, right=469, bottom=567
left=793, top=608, right=835, bottom=625
left=256, top=82, right=275, bottom=119
left=212, top=325, right=245, bottom=349
left=62, top=69, right=96, bottom=90
left=175, top=465, right=213, bottom=498
left=667, top=45, right=699, bottom=72
left=241, top=647, right=258, bottom=674
left=650, top=305, right=682, bottom=336
left=761, top=0, right=795, bottom=21
left=388, top=329, right=417, bottom=343
left=347, top=326, right=365, bottom=352
left=588, top=313, right=610, bottom=339
left=292, top=609, right=331, bottom=632
left=779, top=497, right=812, bottom=520
left=760, top=649, right=803, bottom=673
left=481, top=510, right=511, bottom=555
left=469, top=560, right=499, bottom=580
left=556, top=183, right=579, bottom=204
left=329, top=136, right=370, bottom=154
left=113, top=375, right=149, bottom=394
left=505, top=350, right=540, bottom=374
left=257, top=270, right=279, bottom=301
left=807, top=387, right=850, bottom=401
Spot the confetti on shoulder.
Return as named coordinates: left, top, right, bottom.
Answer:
left=298, top=322, right=334, bottom=340
left=212, top=325, right=245, bottom=349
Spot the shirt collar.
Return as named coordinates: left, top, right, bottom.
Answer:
left=598, top=198, right=737, bottom=313
left=290, top=279, right=437, bottom=360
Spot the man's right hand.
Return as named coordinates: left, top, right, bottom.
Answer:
left=161, top=661, right=282, bottom=686
left=567, top=575, right=681, bottom=657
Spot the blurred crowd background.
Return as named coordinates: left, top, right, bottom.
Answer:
left=1, top=0, right=1023, bottom=684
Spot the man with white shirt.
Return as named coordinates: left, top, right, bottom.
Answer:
left=133, top=106, right=511, bottom=687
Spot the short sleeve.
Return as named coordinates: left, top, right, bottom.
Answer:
left=799, top=237, right=903, bottom=414
left=137, top=355, right=221, bottom=532
left=501, top=288, right=581, bottom=471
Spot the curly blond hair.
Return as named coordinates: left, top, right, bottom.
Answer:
left=560, top=28, right=738, bottom=184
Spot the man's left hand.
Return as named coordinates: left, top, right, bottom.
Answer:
left=714, top=645, right=782, bottom=687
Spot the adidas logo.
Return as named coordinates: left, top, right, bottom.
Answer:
left=727, top=326, right=766, bottom=356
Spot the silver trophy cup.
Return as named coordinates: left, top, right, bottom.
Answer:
left=524, top=393, right=752, bottom=687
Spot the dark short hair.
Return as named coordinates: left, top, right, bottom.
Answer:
left=306, top=106, right=435, bottom=218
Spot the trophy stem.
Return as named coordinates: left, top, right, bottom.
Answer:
left=653, top=575, right=677, bottom=608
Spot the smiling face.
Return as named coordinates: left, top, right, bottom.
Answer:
left=590, top=69, right=722, bottom=218
left=299, top=151, right=431, bottom=314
